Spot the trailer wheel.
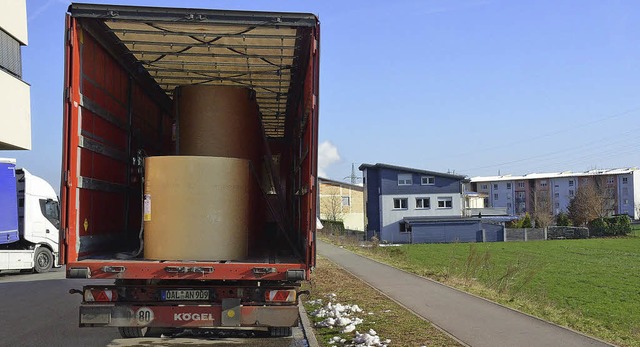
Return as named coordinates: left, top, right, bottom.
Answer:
left=34, top=247, right=53, bottom=273
left=118, top=327, right=148, bottom=338
left=268, top=327, right=292, bottom=337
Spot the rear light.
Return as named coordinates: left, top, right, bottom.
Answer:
left=265, top=289, right=296, bottom=303
left=84, top=288, right=118, bottom=302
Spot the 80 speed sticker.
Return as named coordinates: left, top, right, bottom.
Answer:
left=135, top=307, right=154, bottom=325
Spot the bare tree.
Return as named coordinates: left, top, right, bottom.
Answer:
left=531, top=187, right=553, bottom=228
left=320, top=193, right=344, bottom=222
left=567, top=178, right=612, bottom=226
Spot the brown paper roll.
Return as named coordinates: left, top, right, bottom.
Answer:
left=143, top=156, right=251, bottom=261
left=176, top=85, right=263, bottom=165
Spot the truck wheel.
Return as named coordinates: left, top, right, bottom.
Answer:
left=34, top=247, right=53, bottom=273
left=268, top=327, right=292, bottom=337
left=118, top=327, right=148, bottom=338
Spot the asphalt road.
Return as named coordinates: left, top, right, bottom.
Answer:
left=317, top=240, right=614, bottom=347
left=0, top=268, right=309, bottom=347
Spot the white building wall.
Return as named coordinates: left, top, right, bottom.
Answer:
left=490, top=181, right=515, bottom=215
left=633, top=171, right=640, bottom=220
left=0, top=0, right=30, bottom=150
left=551, top=177, right=576, bottom=214
left=0, top=70, right=31, bottom=150
left=619, top=173, right=637, bottom=219
left=380, top=193, right=463, bottom=243
left=0, top=0, right=28, bottom=44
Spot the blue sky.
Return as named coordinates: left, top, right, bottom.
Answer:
left=6, top=0, right=640, bottom=192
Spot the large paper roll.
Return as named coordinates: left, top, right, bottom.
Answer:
left=143, top=156, right=251, bottom=261
left=176, top=85, right=263, bottom=165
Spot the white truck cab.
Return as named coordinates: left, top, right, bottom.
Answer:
left=0, top=158, right=60, bottom=273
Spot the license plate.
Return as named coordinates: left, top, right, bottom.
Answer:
left=161, top=289, right=210, bottom=301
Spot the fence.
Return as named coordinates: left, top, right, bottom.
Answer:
left=504, top=228, right=545, bottom=241
left=546, top=226, right=589, bottom=239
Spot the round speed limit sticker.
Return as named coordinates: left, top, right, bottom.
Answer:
left=135, top=307, right=154, bottom=325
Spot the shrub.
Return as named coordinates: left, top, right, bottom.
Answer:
left=555, top=212, right=572, bottom=226
left=588, top=215, right=632, bottom=237
left=321, top=220, right=345, bottom=234
left=521, top=213, right=533, bottom=228
left=588, top=218, right=608, bottom=237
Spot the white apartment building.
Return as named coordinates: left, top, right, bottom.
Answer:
left=0, top=0, right=31, bottom=150
left=470, top=168, right=640, bottom=220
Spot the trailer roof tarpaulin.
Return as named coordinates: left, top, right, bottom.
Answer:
left=69, top=3, right=318, bottom=138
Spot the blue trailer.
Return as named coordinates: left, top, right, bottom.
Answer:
left=0, top=159, right=19, bottom=245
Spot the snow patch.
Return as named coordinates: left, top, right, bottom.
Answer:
left=308, top=294, right=390, bottom=347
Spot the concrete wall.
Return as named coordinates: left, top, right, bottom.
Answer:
left=505, top=228, right=545, bottom=241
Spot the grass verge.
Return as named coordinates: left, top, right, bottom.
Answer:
left=320, top=232, right=640, bottom=347
left=302, top=256, right=461, bottom=347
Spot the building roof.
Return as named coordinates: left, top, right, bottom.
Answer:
left=470, top=167, right=638, bottom=183
left=318, top=177, right=364, bottom=191
left=359, top=163, right=468, bottom=181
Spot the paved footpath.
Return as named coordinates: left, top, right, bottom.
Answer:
left=317, top=241, right=613, bottom=347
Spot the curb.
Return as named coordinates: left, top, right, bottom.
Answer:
left=299, top=302, right=320, bottom=347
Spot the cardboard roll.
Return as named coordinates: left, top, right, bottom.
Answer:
left=143, top=156, right=251, bottom=261
left=175, top=85, right=263, bottom=165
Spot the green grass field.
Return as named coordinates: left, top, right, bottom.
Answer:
left=347, top=236, right=640, bottom=346
left=631, top=223, right=640, bottom=237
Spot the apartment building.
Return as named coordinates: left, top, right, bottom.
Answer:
left=470, top=168, right=640, bottom=219
left=0, top=0, right=31, bottom=150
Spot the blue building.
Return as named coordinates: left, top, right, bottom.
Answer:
left=359, top=163, right=474, bottom=243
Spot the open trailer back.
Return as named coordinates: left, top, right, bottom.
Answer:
left=61, top=3, right=319, bottom=337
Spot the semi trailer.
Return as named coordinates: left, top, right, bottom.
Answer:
left=61, top=3, right=319, bottom=338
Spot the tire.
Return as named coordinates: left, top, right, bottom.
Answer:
left=268, top=327, right=292, bottom=337
left=33, top=247, right=53, bottom=273
left=118, top=327, right=148, bottom=338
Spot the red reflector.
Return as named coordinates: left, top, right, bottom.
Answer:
left=265, top=290, right=295, bottom=302
left=92, top=290, right=117, bottom=302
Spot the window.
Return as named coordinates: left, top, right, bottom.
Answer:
left=39, top=199, right=60, bottom=229
left=569, top=180, right=574, bottom=187
left=516, top=191, right=525, bottom=199
left=493, top=184, right=498, bottom=190
left=393, top=198, right=408, bottom=209
left=481, top=184, right=488, bottom=190
left=569, top=189, right=574, bottom=197
left=540, top=180, right=547, bottom=188
left=416, top=197, right=430, bottom=209
left=483, top=197, right=489, bottom=206
left=493, top=193, right=498, bottom=200
left=622, top=177, right=628, bottom=184
left=607, top=177, right=614, bottom=185
left=554, top=192, right=559, bottom=199
left=0, top=29, right=23, bottom=78
left=555, top=202, right=560, bottom=208
left=623, top=199, right=629, bottom=205
left=398, top=173, right=412, bottom=186
left=421, top=176, right=435, bottom=185
left=437, top=197, right=453, bottom=208
left=507, top=202, right=512, bottom=209
left=399, top=222, right=412, bottom=233
left=517, top=182, right=525, bottom=188
left=506, top=183, right=512, bottom=189
left=342, top=196, right=350, bottom=206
